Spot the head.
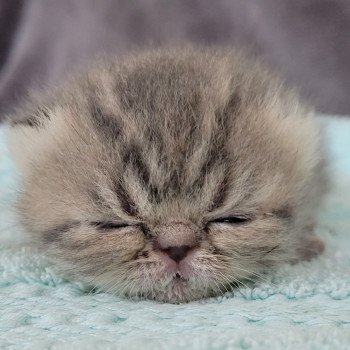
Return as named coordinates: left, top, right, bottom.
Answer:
left=7, top=47, right=324, bottom=302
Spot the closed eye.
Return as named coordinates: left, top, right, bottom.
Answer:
left=91, top=221, right=131, bottom=230
left=211, top=216, right=252, bottom=225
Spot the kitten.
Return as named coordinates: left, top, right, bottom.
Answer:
left=6, top=47, right=327, bottom=303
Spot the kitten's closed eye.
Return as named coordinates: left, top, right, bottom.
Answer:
left=91, top=221, right=131, bottom=230
left=211, top=216, right=252, bottom=225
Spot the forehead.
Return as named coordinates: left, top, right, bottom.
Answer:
left=87, top=62, right=236, bottom=198
left=40, top=54, right=302, bottom=221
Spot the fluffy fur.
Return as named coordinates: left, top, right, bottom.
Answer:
left=6, top=47, right=327, bottom=303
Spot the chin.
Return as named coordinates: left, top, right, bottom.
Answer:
left=142, top=276, right=213, bottom=303
left=129, top=266, right=220, bottom=303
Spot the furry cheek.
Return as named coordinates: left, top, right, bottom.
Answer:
left=52, top=226, right=147, bottom=266
left=208, top=218, right=288, bottom=259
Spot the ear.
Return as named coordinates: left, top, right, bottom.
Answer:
left=297, top=233, right=325, bottom=262
left=5, top=106, right=52, bottom=175
left=289, top=231, right=325, bottom=264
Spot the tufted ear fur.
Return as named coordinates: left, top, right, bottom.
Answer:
left=5, top=104, right=57, bottom=175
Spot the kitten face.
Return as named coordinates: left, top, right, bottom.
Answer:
left=7, top=47, right=326, bottom=303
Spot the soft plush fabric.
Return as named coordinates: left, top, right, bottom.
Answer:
left=0, top=116, right=349, bottom=349
left=1, top=1, right=350, bottom=118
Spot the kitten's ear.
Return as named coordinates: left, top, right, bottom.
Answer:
left=289, top=232, right=325, bottom=264
left=5, top=105, right=53, bottom=174
left=9, top=106, right=50, bottom=128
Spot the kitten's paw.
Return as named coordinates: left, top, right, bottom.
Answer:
left=296, top=234, right=325, bottom=262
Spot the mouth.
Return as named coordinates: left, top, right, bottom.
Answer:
left=151, top=273, right=200, bottom=303
left=175, top=272, right=186, bottom=280
left=159, top=271, right=190, bottom=291
left=172, top=272, right=191, bottom=286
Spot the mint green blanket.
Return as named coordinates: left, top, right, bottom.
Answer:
left=1, top=117, right=349, bottom=349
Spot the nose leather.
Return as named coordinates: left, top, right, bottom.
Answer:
left=163, top=245, right=192, bottom=262
left=154, top=222, right=198, bottom=263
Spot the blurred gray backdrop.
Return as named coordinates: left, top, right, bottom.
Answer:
left=1, top=0, right=350, bottom=120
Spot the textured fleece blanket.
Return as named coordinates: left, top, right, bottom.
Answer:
left=0, top=116, right=349, bottom=349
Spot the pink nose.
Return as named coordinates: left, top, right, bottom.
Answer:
left=161, top=245, right=192, bottom=262
left=154, top=222, right=198, bottom=263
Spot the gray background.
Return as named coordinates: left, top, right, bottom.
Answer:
left=1, top=0, right=349, bottom=120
